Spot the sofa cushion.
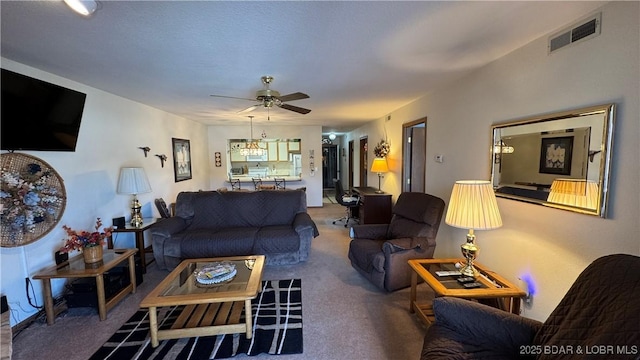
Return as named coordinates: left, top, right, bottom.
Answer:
left=179, top=228, right=257, bottom=258
left=254, top=225, right=300, bottom=254
left=183, top=190, right=306, bottom=230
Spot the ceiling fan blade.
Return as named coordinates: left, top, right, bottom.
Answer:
left=278, top=103, right=311, bottom=114
left=237, top=105, right=258, bottom=114
left=277, top=92, right=310, bottom=102
left=210, top=94, right=256, bottom=102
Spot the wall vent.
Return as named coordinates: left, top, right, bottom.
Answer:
left=549, top=12, right=601, bottom=54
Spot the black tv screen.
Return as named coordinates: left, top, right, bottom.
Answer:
left=1, top=68, right=86, bottom=151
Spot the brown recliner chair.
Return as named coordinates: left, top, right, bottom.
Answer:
left=348, top=192, right=445, bottom=292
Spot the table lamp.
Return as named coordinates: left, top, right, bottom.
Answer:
left=117, top=167, right=152, bottom=227
left=370, top=158, right=389, bottom=194
left=547, top=178, right=599, bottom=210
left=445, top=180, right=502, bottom=277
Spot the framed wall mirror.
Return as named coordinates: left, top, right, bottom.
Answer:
left=491, top=104, right=615, bottom=217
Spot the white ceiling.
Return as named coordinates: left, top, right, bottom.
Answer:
left=1, top=1, right=606, bottom=133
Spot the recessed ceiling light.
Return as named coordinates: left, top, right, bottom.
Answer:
left=63, top=0, right=98, bottom=17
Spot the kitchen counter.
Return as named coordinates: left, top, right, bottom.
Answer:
left=227, top=175, right=302, bottom=183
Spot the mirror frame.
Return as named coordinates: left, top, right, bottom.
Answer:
left=490, top=103, right=615, bottom=217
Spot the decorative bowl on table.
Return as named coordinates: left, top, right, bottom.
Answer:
left=194, top=262, right=237, bottom=285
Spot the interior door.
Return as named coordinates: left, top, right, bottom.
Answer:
left=403, top=118, right=427, bottom=192
left=348, top=140, right=354, bottom=188
left=359, top=137, right=368, bottom=187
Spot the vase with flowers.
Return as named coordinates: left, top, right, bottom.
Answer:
left=373, top=139, right=390, bottom=158
left=59, top=218, right=113, bottom=264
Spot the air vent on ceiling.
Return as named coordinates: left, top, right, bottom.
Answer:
left=549, top=12, right=601, bottom=54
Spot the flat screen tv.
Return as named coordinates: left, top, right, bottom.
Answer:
left=1, top=68, right=86, bottom=151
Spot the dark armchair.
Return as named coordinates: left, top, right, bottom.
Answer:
left=348, top=192, right=445, bottom=292
left=421, top=253, right=640, bottom=360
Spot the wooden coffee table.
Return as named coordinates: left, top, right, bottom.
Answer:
left=408, top=258, right=526, bottom=324
left=140, top=255, right=265, bottom=348
left=33, top=248, right=137, bottom=325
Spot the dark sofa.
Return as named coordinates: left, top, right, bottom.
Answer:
left=421, top=253, right=640, bottom=360
left=151, top=190, right=319, bottom=270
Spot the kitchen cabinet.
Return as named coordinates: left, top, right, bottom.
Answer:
left=277, top=142, right=288, bottom=161
left=268, top=142, right=278, bottom=161
left=288, top=141, right=300, bottom=152
left=230, top=142, right=245, bottom=162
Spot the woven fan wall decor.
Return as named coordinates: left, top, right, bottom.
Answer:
left=1, top=153, right=67, bottom=247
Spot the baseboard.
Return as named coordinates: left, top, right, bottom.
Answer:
left=10, top=299, right=67, bottom=334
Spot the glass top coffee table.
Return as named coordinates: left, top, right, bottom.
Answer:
left=140, top=255, right=265, bottom=348
left=408, top=258, right=526, bottom=324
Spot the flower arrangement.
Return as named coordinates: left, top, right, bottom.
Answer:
left=373, top=139, right=390, bottom=158
left=1, top=162, right=61, bottom=235
left=59, top=218, right=113, bottom=253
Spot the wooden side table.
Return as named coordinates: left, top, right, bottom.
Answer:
left=107, top=217, right=161, bottom=273
left=33, top=249, right=137, bottom=325
left=408, top=258, right=526, bottom=325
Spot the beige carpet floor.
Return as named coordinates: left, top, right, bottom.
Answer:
left=11, top=203, right=434, bottom=360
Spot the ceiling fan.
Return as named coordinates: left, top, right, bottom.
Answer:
left=210, top=75, right=311, bottom=116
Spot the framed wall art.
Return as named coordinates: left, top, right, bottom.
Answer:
left=172, top=138, right=192, bottom=182
left=539, top=136, right=573, bottom=175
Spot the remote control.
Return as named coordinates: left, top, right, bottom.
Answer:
left=463, top=282, right=482, bottom=288
left=435, top=270, right=462, bottom=277
left=457, top=277, right=475, bottom=283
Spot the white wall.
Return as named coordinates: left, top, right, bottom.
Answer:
left=207, top=125, right=323, bottom=207
left=348, top=2, right=639, bottom=321
left=0, top=59, right=210, bottom=325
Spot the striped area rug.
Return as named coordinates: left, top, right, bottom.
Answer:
left=90, top=279, right=303, bottom=360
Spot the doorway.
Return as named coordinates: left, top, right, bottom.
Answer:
left=402, top=117, right=427, bottom=192
left=348, top=140, right=354, bottom=188
left=359, top=137, right=368, bottom=187
left=322, top=145, right=338, bottom=188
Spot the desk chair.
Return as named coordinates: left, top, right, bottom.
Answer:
left=154, top=198, right=173, bottom=218
left=332, top=178, right=360, bottom=227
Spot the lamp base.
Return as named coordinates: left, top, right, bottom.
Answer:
left=460, top=230, right=479, bottom=278
left=130, top=195, right=144, bottom=228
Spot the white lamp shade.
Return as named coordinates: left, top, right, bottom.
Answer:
left=547, top=179, right=599, bottom=209
left=117, top=167, right=152, bottom=195
left=445, top=180, right=502, bottom=230
left=63, top=0, right=98, bottom=16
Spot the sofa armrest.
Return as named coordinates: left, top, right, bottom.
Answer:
left=293, top=212, right=319, bottom=237
left=382, top=237, right=425, bottom=253
left=350, top=224, right=389, bottom=240
left=432, top=297, right=541, bottom=354
left=150, top=216, right=188, bottom=237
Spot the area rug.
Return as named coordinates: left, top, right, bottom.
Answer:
left=90, top=279, right=302, bottom=360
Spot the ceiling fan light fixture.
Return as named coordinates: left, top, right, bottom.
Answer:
left=64, top=0, right=98, bottom=16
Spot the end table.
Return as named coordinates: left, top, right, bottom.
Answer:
left=107, top=217, right=161, bottom=273
left=33, top=249, right=137, bottom=325
left=408, top=258, right=526, bottom=325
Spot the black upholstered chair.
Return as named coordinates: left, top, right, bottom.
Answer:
left=332, top=178, right=360, bottom=227
left=154, top=198, right=172, bottom=218
left=348, top=192, right=445, bottom=292
left=421, top=254, right=640, bottom=360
